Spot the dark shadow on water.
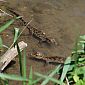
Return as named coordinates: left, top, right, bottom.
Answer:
left=2, top=60, right=16, bottom=73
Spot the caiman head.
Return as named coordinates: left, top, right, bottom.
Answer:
left=31, top=51, right=44, bottom=59
left=46, top=37, right=58, bottom=45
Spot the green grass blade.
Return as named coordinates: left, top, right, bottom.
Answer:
left=73, top=37, right=79, bottom=64
left=22, top=49, right=27, bottom=85
left=0, top=73, right=28, bottom=81
left=32, top=77, right=42, bottom=84
left=32, top=69, right=54, bottom=84
left=4, top=79, right=8, bottom=85
left=0, top=78, right=3, bottom=85
left=13, top=28, right=19, bottom=44
left=34, top=72, right=62, bottom=85
left=0, top=19, right=14, bottom=33
left=41, top=65, right=61, bottom=85
left=0, top=16, right=21, bottom=33
left=28, top=66, right=33, bottom=85
left=80, top=35, right=85, bottom=40
left=23, top=49, right=26, bottom=77
left=15, top=16, right=22, bottom=19
left=0, top=36, right=3, bottom=49
left=60, top=57, right=71, bottom=83
left=16, top=42, right=23, bottom=76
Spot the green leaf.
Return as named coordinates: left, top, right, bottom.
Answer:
left=28, top=66, right=33, bottom=85
left=60, top=57, right=71, bottom=83
left=0, top=19, right=14, bottom=33
left=75, top=79, right=84, bottom=85
left=73, top=37, right=80, bottom=63
left=13, top=28, right=19, bottom=44
left=75, top=66, right=85, bottom=75
left=23, top=49, right=26, bottom=77
left=32, top=69, right=54, bottom=84
left=72, top=50, right=84, bottom=54
left=34, top=72, right=62, bottom=85
left=0, top=36, right=3, bottom=48
left=16, top=42, right=23, bottom=76
left=4, top=79, right=8, bottom=85
left=32, top=77, right=42, bottom=84
left=0, top=16, right=21, bottom=33
left=41, top=65, right=61, bottom=85
left=80, top=35, right=85, bottom=40
left=22, top=49, right=27, bottom=85
left=79, top=41, right=85, bottom=44
left=73, top=74, right=79, bottom=82
left=0, top=73, right=28, bottom=81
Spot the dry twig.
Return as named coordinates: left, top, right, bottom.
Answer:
left=0, top=41, right=27, bottom=72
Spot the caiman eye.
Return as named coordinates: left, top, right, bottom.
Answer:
left=43, top=32, right=45, bottom=35
left=51, top=39, right=55, bottom=42
left=36, top=54, right=38, bottom=56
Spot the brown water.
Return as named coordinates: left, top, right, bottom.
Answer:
left=0, top=0, right=85, bottom=85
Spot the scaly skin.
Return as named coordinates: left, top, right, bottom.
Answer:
left=7, top=7, right=57, bottom=45
left=31, top=51, right=65, bottom=63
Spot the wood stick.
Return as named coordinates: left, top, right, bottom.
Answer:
left=0, top=41, right=27, bottom=72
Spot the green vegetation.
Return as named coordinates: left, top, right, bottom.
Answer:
left=0, top=16, right=85, bottom=85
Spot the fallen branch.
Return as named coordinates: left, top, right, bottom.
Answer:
left=0, top=41, right=27, bottom=72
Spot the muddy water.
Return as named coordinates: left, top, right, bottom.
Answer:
left=0, top=0, right=85, bottom=85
